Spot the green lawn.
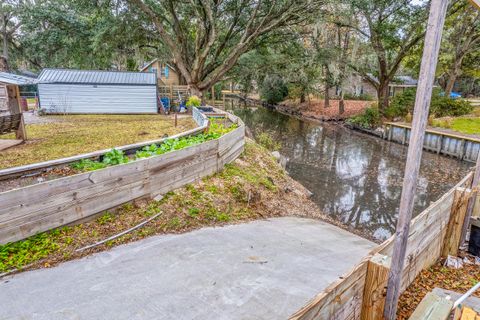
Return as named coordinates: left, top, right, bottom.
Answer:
left=0, top=115, right=196, bottom=169
left=450, top=118, right=480, bottom=135
left=432, top=117, right=480, bottom=136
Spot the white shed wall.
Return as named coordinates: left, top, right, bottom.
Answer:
left=38, top=84, right=157, bottom=114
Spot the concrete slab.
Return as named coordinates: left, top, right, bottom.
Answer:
left=0, top=217, right=375, bottom=320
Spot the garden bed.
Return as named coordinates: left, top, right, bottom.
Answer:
left=0, top=109, right=245, bottom=244
left=0, top=114, right=196, bottom=169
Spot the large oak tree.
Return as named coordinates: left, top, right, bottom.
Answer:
left=344, top=0, right=427, bottom=111
left=128, top=0, right=322, bottom=97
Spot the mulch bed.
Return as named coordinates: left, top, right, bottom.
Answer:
left=397, top=253, right=480, bottom=319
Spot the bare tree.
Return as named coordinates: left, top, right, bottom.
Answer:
left=128, top=0, right=322, bottom=98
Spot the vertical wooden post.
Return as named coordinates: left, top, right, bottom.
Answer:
left=460, top=152, right=480, bottom=244
left=170, top=85, right=173, bottom=102
left=14, top=85, right=26, bottom=141
left=442, top=188, right=472, bottom=257
left=361, top=254, right=391, bottom=320
left=383, top=0, right=448, bottom=318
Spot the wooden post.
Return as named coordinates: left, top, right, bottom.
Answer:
left=14, top=85, right=26, bottom=141
left=460, top=152, right=480, bottom=244
left=361, top=254, right=391, bottom=320
left=383, top=0, right=448, bottom=318
left=170, top=85, right=173, bottom=102
left=442, top=188, right=472, bottom=257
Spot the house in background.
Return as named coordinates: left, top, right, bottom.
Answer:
left=328, top=74, right=419, bottom=99
left=37, top=69, right=158, bottom=114
left=140, top=59, right=182, bottom=86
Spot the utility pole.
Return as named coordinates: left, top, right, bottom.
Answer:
left=383, top=0, right=449, bottom=318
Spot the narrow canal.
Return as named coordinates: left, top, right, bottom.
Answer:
left=230, top=104, right=471, bottom=241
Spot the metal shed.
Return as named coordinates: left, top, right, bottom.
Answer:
left=37, top=69, right=158, bottom=114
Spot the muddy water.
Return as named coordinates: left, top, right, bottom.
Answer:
left=231, top=105, right=471, bottom=241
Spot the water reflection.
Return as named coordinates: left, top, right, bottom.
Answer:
left=232, top=106, right=471, bottom=241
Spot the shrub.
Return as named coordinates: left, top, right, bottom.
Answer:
left=430, top=97, right=473, bottom=117
left=260, top=75, right=288, bottom=104
left=257, top=131, right=281, bottom=151
left=347, top=106, right=381, bottom=129
left=385, top=88, right=473, bottom=119
left=186, top=95, right=201, bottom=108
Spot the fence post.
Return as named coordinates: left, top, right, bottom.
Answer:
left=460, top=153, right=480, bottom=245
left=442, top=188, right=472, bottom=257
left=383, top=0, right=448, bottom=318
left=361, top=253, right=391, bottom=320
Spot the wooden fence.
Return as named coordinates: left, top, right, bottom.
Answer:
left=290, top=172, right=474, bottom=320
left=0, top=109, right=245, bottom=244
left=384, top=122, right=480, bottom=163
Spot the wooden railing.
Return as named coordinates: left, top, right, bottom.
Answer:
left=290, top=172, right=475, bottom=320
left=0, top=109, right=245, bottom=244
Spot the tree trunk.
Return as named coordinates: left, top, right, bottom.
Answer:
left=324, top=86, right=330, bottom=108
left=300, top=90, right=306, bottom=103
left=0, top=56, right=8, bottom=72
left=2, top=31, right=8, bottom=60
left=444, top=60, right=462, bottom=97
left=339, top=89, right=345, bottom=115
left=377, top=82, right=390, bottom=112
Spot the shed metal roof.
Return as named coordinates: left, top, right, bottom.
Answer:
left=38, top=69, right=156, bottom=85
left=0, top=72, right=37, bottom=85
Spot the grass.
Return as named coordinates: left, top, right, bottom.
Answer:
left=432, top=117, right=480, bottom=136
left=0, top=140, right=320, bottom=274
left=0, top=114, right=196, bottom=169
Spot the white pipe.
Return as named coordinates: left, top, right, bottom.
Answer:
left=75, top=211, right=162, bottom=252
left=453, top=282, right=480, bottom=309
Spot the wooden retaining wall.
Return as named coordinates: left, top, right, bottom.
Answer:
left=384, top=122, right=480, bottom=163
left=0, top=110, right=245, bottom=244
left=290, top=172, right=474, bottom=320
left=0, top=108, right=208, bottom=181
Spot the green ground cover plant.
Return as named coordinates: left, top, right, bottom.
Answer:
left=70, top=120, right=238, bottom=172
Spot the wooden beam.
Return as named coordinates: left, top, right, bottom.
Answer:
left=408, top=292, right=453, bottom=320
left=461, top=152, right=480, bottom=244
left=442, top=188, right=472, bottom=257
left=469, top=0, right=480, bottom=10
left=361, top=254, right=391, bottom=320
left=383, top=0, right=449, bottom=318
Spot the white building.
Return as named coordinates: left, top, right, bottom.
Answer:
left=38, top=69, right=157, bottom=114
